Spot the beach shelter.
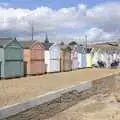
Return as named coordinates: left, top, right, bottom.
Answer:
left=70, top=45, right=79, bottom=70
left=0, top=37, right=23, bottom=79
left=76, top=45, right=86, bottom=68
left=86, top=48, right=92, bottom=67
left=60, top=45, right=72, bottom=72
left=90, top=44, right=120, bottom=68
left=102, top=45, right=120, bottom=67
left=21, top=40, right=45, bottom=76
left=91, top=46, right=110, bottom=67
left=101, top=49, right=113, bottom=68
left=91, top=48, right=99, bottom=66
left=90, top=46, right=107, bottom=67
left=49, top=44, right=61, bottom=72
left=43, top=33, right=53, bottom=73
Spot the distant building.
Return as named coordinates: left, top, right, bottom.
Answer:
left=43, top=32, right=53, bottom=50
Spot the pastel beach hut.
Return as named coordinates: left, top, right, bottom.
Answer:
left=21, top=40, right=45, bottom=76
left=0, top=37, right=24, bottom=79
left=86, top=48, right=92, bottom=68
left=60, top=45, right=72, bottom=72
left=76, top=45, right=86, bottom=68
left=48, top=44, right=61, bottom=73
left=70, top=45, right=79, bottom=70
left=43, top=33, right=53, bottom=73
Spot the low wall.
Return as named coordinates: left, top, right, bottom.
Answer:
left=0, top=73, right=119, bottom=120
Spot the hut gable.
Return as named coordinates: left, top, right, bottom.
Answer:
left=32, top=42, right=45, bottom=50
left=21, top=40, right=45, bottom=49
left=69, top=41, right=78, bottom=48
left=43, top=42, right=53, bottom=50
left=86, top=48, right=92, bottom=54
left=0, top=38, right=23, bottom=61
left=21, top=41, right=37, bottom=49
left=31, top=42, right=45, bottom=60
left=21, top=40, right=45, bottom=60
left=76, top=45, right=86, bottom=53
left=5, top=39, right=22, bottom=49
left=0, top=37, right=22, bottom=48
left=0, top=37, right=13, bottom=48
left=49, top=44, right=61, bottom=59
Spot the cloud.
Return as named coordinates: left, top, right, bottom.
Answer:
left=86, top=2, right=120, bottom=32
left=0, top=1, right=120, bottom=42
left=85, top=28, right=116, bottom=43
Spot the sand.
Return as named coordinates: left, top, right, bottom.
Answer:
left=0, top=68, right=119, bottom=107
left=46, top=94, right=120, bottom=120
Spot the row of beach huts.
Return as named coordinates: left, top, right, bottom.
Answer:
left=0, top=37, right=120, bottom=79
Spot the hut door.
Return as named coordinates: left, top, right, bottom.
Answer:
left=24, top=62, right=27, bottom=76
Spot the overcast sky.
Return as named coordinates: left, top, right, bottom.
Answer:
left=0, top=0, right=119, bottom=43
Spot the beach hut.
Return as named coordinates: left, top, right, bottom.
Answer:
left=60, top=45, right=72, bottom=72
left=91, top=46, right=108, bottom=67
left=21, top=40, right=45, bottom=76
left=90, top=44, right=120, bottom=68
left=86, top=48, right=92, bottom=68
left=49, top=44, right=61, bottom=72
left=91, top=51, right=99, bottom=66
left=43, top=33, right=53, bottom=73
left=71, top=45, right=79, bottom=70
left=76, top=45, right=86, bottom=68
left=0, top=37, right=23, bottom=79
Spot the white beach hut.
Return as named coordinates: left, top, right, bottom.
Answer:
left=43, top=32, right=53, bottom=73
left=91, top=44, right=120, bottom=68
left=49, top=44, right=61, bottom=72
left=76, top=45, right=86, bottom=68
left=71, top=45, right=79, bottom=70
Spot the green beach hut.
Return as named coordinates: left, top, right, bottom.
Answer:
left=0, top=38, right=23, bottom=79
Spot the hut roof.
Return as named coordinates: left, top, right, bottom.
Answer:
left=20, top=40, right=38, bottom=49
left=60, top=44, right=72, bottom=51
left=76, top=45, right=86, bottom=53
left=43, top=42, right=53, bottom=50
left=0, top=37, right=14, bottom=48
left=69, top=41, right=78, bottom=46
left=0, top=37, right=22, bottom=48
left=86, top=48, right=92, bottom=53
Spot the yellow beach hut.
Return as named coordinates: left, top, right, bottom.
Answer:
left=86, top=48, right=92, bottom=67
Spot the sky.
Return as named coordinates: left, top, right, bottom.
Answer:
left=0, top=0, right=118, bottom=9
left=0, top=0, right=120, bottom=43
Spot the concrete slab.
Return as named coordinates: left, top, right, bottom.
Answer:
left=0, top=81, right=92, bottom=120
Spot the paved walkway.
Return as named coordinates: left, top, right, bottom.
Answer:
left=0, top=68, right=119, bottom=107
